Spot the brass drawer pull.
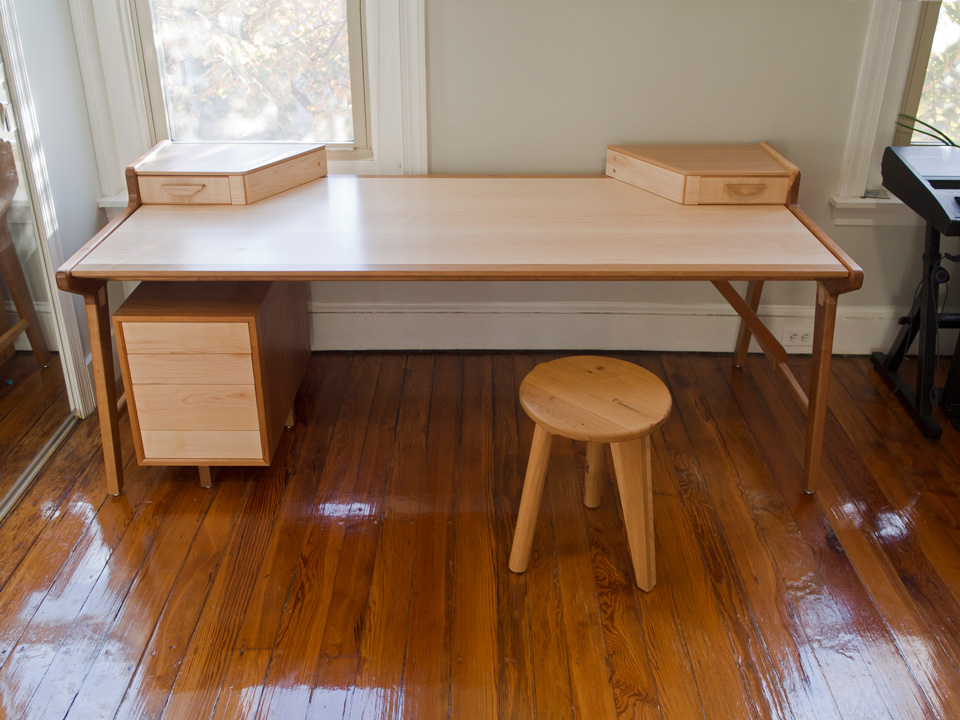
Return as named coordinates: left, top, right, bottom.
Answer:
left=724, top=183, right=766, bottom=197
left=160, top=183, right=206, bottom=197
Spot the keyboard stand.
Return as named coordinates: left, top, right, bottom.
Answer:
left=871, top=222, right=958, bottom=439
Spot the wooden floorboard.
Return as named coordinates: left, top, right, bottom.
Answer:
left=1, top=351, right=960, bottom=719
left=0, top=353, right=70, bottom=503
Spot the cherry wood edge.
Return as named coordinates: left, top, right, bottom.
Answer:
left=56, top=166, right=142, bottom=296
left=69, top=267, right=851, bottom=283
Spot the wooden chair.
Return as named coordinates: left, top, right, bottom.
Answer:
left=509, top=356, right=672, bottom=591
left=0, top=138, right=50, bottom=367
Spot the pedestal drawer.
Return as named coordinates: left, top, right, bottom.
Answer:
left=126, top=353, right=255, bottom=385
left=134, top=385, right=259, bottom=431
left=122, top=322, right=251, bottom=354
left=114, top=281, right=310, bottom=473
left=140, top=430, right=263, bottom=461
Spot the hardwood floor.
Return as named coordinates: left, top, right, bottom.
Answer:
left=0, top=352, right=70, bottom=503
left=0, top=351, right=958, bottom=719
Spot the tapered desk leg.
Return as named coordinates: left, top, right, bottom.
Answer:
left=733, top=281, right=764, bottom=368
left=803, top=282, right=838, bottom=495
left=85, top=283, right=124, bottom=495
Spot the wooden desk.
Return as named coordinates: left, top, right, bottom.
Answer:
left=58, top=170, right=862, bottom=496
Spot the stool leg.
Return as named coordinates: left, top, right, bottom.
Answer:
left=584, top=442, right=603, bottom=508
left=610, top=435, right=655, bottom=591
left=509, top=424, right=554, bottom=574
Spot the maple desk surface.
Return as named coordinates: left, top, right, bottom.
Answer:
left=58, top=173, right=860, bottom=499
left=68, top=176, right=847, bottom=281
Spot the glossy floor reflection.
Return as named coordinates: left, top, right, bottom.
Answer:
left=0, top=351, right=958, bottom=719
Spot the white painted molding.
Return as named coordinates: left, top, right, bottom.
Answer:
left=0, top=0, right=96, bottom=415
left=399, top=0, right=428, bottom=174
left=67, top=0, right=153, bottom=197
left=365, top=0, right=401, bottom=174
left=303, top=299, right=907, bottom=354
left=838, top=1, right=904, bottom=199
left=828, top=195, right=924, bottom=226
left=834, top=0, right=924, bottom=228
left=64, top=0, right=117, bottom=196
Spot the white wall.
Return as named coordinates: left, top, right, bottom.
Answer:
left=10, top=0, right=105, bottom=356
left=27, top=0, right=933, bottom=354
left=311, top=0, right=928, bottom=353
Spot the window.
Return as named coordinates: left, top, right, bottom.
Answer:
left=131, top=0, right=368, bottom=150
left=68, top=0, right=425, bottom=201
left=901, top=1, right=960, bottom=146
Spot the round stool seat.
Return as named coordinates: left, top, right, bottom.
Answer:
left=519, top=356, right=672, bottom=444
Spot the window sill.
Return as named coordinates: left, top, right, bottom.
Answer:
left=829, top=195, right=923, bottom=227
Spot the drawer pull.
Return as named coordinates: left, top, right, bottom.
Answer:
left=160, top=183, right=206, bottom=197
left=724, top=183, right=766, bottom=197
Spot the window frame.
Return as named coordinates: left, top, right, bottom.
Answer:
left=894, top=0, right=941, bottom=147
left=130, top=0, right=371, bottom=153
left=830, top=0, right=928, bottom=227
left=66, top=0, right=427, bottom=210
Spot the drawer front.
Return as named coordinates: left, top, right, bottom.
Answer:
left=139, top=174, right=233, bottom=204
left=127, top=353, right=255, bottom=385
left=696, top=176, right=789, bottom=204
left=140, top=430, right=264, bottom=461
left=133, top=384, right=259, bottom=431
left=121, top=321, right=252, bottom=354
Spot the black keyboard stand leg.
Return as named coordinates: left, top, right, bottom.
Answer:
left=940, top=321, right=960, bottom=429
left=871, top=222, right=943, bottom=439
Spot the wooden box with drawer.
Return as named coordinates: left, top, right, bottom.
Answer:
left=605, top=142, right=797, bottom=205
left=113, top=281, right=310, bottom=482
left=133, top=141, right=327, bottom=206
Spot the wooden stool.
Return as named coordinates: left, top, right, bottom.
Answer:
left=509, top=356, right=672, bottom=591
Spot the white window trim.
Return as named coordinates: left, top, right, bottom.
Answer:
left=68, top=0, right=427, bottom=209
left=830, top=0, right=927, bottom=227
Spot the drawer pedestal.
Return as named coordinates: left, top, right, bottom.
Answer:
left=114, top=281, right=310, bottom=485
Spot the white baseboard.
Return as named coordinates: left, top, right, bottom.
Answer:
left=4, top=300, right=61, bottom=353
left=306, top=300, right=918, bottom=354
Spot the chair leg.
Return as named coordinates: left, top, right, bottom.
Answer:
left=0, top=221, right=51, bottom=366
left=584, top=441, right=603, bottom=508
left=509, top=423, right=553, bottom=574
left=610, top=435, right=656, bottom=591
left=0, top=300, right=14, bottom=364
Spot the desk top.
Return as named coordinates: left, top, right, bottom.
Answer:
left=66, top=176, right=850, bottom=283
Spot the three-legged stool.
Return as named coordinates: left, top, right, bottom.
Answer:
left=508, top=356, right=672, bottom=591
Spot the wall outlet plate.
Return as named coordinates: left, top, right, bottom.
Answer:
left=782, top=327, right=812, bottom=346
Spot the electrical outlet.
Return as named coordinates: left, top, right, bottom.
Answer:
left=782, top=327, right=812, bottom=345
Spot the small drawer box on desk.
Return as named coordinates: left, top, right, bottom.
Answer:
left=605, top=143, right=795, bottom=205
left=133, top=141, right=327, bottom=205
left=113, top=281, right=310, bottom=467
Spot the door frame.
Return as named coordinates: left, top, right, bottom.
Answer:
left=0, top=0, right=97, bottom=416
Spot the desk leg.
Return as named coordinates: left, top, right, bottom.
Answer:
left=85, top=283, right=124, bottom=496
left=733, top=281, right=764, bottom=367
left=803, top=282, right=838, bottom=495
